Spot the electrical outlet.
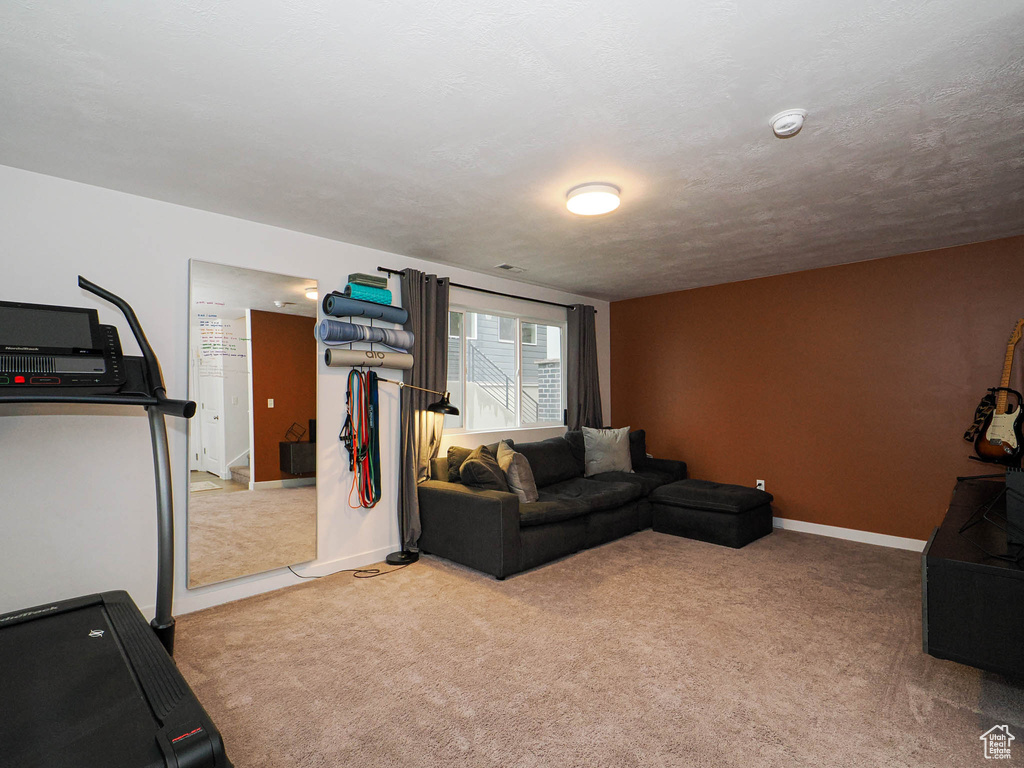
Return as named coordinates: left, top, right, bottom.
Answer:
left=268, top=398, right=274, bottom=408
left=756, top=479, right=766, bottom=491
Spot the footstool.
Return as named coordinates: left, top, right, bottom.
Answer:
left=650, top=479, right=774, bottom=548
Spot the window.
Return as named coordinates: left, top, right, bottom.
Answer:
left=498, top=316, right=515, bottom=343
left=446, top=307, right=565, bottom=431
left=522, top=323, right=537, bottom=345
left=448, top=313, right=462, bottom=339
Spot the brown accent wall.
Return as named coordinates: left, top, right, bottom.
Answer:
left=611, top=236, right=1024, bottom=540
left=251, top=310, right=317, bottom=482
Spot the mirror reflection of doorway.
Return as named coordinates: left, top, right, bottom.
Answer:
left=187, top=261, right=318, bottom=588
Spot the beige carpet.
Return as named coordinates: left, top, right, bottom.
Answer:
left=175, top=530, right=1024, bottom=767
left=187, top=486, right=317, bottom=587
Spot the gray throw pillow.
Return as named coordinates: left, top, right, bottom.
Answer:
left=583, top=426, right=633, bottom=477
left=460, top=445, right=509, bottom=492
left=496, top=440, right=539, bottom=503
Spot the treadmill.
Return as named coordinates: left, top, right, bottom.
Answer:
left=0, top=277, right=231, bottom=767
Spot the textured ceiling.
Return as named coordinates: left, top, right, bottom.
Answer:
left=2, top=1, right=1023, bottom=301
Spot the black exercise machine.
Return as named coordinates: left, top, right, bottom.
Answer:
left=0, top=277, right=231, bottom=767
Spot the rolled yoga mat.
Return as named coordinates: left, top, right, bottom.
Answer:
left=344, top=284, right=392, bottom=305
left=324, top=348, right=415, bottom=370
left=348, top=272, right=389, bottom=290
left=316, top=319, right=415, bottom=352
left=322, top=292, right=409, bottom=325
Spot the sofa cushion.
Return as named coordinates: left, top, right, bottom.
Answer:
left=429, top=456, right=449, bottom=481
left=518, top=498, right=591, bottom=527
left=460, top=445, right=509, bottom=492
left=516, top=436, right=581, bottom=488
left=629, top=429, right=647, bottom=468
left=538, top=477, right=643, bottom=513
left=562, top=430, right=587, bottom=475
left=583, top=426, right=632, bottom=476
left=650, top=479, right=774, bottom=514
left=589, top=468, right=676, bottom=495
left=447, top=441, right=507, bottom=483
left=497, top=441, right=539, bottom=503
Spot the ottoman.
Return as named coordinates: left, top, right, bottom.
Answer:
left=650, top=479, right=774, bottom=548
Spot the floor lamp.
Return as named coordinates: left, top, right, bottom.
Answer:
left=377, top=377, right=459, bottom=566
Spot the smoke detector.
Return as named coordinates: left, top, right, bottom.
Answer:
left=769, top=109, right=807, bottom=138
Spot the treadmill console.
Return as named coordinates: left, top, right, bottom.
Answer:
left=0, top=301, right=126, bottom=392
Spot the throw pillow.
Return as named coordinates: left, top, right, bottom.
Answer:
left=496, top=440, right=539, bottom=503
left=460, top=445, right=509, bottom=492
left=446, top=445, right=473, bottom=483
left=447, top=441, right=506, bottom=483
left=583, top=425, right=633, bottom=477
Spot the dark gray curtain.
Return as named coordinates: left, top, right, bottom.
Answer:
left=398, top=269, right=449, bottom=552
left=567, top=303, right=603, bottom=430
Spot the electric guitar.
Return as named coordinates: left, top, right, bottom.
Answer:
left=975, top=319, right=1024, bottom=465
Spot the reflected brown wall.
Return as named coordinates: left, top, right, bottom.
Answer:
left=610, top=236, right=1024, bottom=540
left=251, top=310, right=316, bottom=483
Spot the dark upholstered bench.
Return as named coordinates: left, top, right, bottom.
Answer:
left=650, top=479, right=774, bottom=548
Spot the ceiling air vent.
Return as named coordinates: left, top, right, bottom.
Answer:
left=494, top=263, right=525, bottom=274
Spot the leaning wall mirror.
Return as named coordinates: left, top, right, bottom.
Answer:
left=187, top=260, right=318, bottom=588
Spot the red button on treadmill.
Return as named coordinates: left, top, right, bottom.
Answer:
left=14, top=376, right=25, bottom=384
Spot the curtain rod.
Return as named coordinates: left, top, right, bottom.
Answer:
left=376, top=266, right=591, bottom=312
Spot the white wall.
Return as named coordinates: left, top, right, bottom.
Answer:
left=0, top=164, right=610, bottom=618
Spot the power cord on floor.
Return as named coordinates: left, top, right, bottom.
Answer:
left=288, top=564, right=411, bottom=580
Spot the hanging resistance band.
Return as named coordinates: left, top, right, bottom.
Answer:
left=340, top=369, right=382, bottom=508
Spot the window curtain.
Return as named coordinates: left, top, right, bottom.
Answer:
left=566, top=303, right=602, bottom=430
left=398, top=269, right=449, bottom=552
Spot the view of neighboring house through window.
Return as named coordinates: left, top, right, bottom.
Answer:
left=497, top=316, right=515, bottom=343
left=446, top=308, right=564, bottom=432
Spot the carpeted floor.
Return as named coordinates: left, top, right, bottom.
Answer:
left=175, top=530, right=1024, bottom=767
left=187, top=486, right=317, bottom=587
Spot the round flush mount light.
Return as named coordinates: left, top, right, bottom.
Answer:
left=769, top=109, right=807, bottom=138
left=566, top=183, right=621, bottom=216
left=305, top=288, right=318, bottom=300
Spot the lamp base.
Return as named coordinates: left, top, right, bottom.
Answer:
left=385, top=549, right=420, bottom=566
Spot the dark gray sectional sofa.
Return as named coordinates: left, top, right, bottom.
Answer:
left=418, top=429, right=686, bottom=579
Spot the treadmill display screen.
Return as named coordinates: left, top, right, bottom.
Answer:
left=0, top=306, right=94, bottom=350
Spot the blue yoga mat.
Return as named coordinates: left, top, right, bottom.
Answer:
left=322, top=292, right=409, bottom=325
left=316, top=319, right=415, bottom=352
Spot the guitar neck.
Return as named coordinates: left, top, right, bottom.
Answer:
left=997, top=342, right=1016, bottom=412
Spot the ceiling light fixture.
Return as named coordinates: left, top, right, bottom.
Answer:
left=770, top=109, right=807, bottom=138
left=305, top=288, right=318, bottom=300
left=566, top=183, right=621, bottom=216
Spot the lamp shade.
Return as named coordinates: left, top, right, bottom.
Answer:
left=427, top=393, right=459, bottom=416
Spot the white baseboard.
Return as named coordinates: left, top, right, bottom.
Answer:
left=167, top=545, right=396, bottom=617
left=773, top=517, right=927, bottom=552
left=285, top=545, right=396, bottom=578
left=252, top=477, right=315, bottom=490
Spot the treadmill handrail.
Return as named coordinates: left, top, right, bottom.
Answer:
left=0, top=391, right=196, bottom=418
left=79, top=275, right=166, bottom=397
left=0, top=279, right=192, bottom=654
